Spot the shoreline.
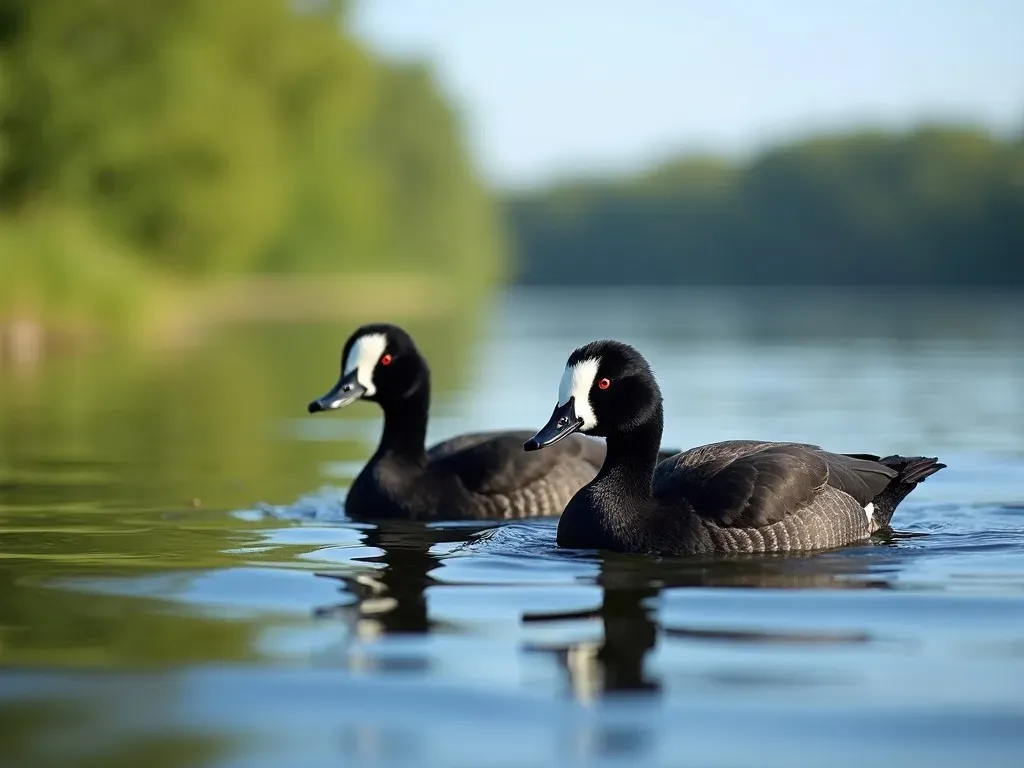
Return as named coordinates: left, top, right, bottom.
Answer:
left=0, top=273, right=473, bottom=368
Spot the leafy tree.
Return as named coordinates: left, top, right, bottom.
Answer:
left=0, top=0, right=505, bottom=332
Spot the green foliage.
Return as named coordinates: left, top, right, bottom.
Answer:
left=0, top=205, right=171, bottom=332
left=364, top=63, right=507, bottom=286
left=509, top=127, right=1024, bottom=286
left=0, top=0, right=504, bottom=331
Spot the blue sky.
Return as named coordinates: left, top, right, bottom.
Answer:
left=352, top=1, right=1024, bottom=189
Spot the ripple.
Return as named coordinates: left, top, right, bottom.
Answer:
left=236, top=486, right=350, bottom=523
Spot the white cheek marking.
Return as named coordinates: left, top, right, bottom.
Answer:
left=864, top=502, right=874, bottom=524
left=558, top=357, right=600, bottom=430
left=344, top=333, right=388, bottom=396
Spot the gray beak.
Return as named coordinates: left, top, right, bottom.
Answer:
left=308, top=370, right=366, bottom=413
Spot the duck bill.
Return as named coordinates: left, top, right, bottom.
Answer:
left=523, top=399, right=584, bottom=451
left=307, top=371, right=366, bottom=413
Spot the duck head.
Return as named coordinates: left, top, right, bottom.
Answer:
left=524, top=340, right=660, bottom=450
left=308, top=323, right=427, bottom=413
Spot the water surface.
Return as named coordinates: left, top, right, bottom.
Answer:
left=2, top=288, right=1023, bottom=767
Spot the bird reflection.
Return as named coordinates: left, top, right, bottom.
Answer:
left=524, top=548, right=894, bottom=702
left=315, top=521, right=491, bottom=640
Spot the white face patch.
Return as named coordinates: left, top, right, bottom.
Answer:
left=864, top=502, right=875, bottom=524
left=344, top=333, right=388, bottom=396
left=558, top=357, right=600, bottom=430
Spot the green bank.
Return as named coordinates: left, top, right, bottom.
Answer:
left=0, top=0, right=505, bottom=351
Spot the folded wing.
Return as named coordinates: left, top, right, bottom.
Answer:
left=653, top=441, right=897, bottom=527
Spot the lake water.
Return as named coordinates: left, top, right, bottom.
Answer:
left=2, top=287, right=1023, bottom=768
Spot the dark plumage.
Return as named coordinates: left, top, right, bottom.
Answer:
left=525, top=340, right=945, bottom=556
left=307, top=324, right=674, bottom=521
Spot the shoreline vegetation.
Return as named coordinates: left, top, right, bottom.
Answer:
left=508, top=125, right=1024, bottom=287
left=0, top=273, right=471, bottom=367
left=3, top=3, right=1022, bottom=367
left=0, top=1, right=505, bottom=363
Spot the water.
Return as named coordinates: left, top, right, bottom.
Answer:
left=2, top=287, right=1023, bottom=768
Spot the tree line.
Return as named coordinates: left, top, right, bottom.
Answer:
left=507, top=126, right=1024, bottom=287
left=0, top=0, right=505, bottom=331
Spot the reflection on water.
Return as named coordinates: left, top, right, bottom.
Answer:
left=2, top=288, right=1024, bottom=767
left=317, top=522, right=491, bottom=639
left=522, top=551, right=893, bottom=701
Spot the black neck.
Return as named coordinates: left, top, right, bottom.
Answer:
left=595, top=405, right=664, bottom=500
left=375, top=379, right=430, bottom=464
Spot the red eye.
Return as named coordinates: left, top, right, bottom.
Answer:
left=380, top=354, right=392, bottom=366
left=598, top=378, right=610, bottom=390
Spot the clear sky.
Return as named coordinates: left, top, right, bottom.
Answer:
left=351, top=0, right=1024, bottom=189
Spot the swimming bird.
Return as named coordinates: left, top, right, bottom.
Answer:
left=308, top=324, right=677, bottom=521
left=524, top=340, right=945, bottom=556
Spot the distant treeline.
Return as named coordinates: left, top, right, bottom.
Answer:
left=0, top=0, right=504, bottom=332
left=507, top=127, right=1024, bottom=287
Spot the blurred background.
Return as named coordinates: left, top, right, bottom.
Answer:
left=2, top=3, right=1024, bottom=767
left=1, top=0, right=1022, bottom=356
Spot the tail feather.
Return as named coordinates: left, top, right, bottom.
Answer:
left=870, top=455, right=945, bottom=529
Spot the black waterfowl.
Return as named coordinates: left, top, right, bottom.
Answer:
left=525, top=340, right=945, bottom=556
left=308, top=324, right=675, bottom=521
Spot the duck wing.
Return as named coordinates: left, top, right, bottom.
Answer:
left=652, top=441, right=897, bottom=527
left=427, top=431, right=605, bottom=495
